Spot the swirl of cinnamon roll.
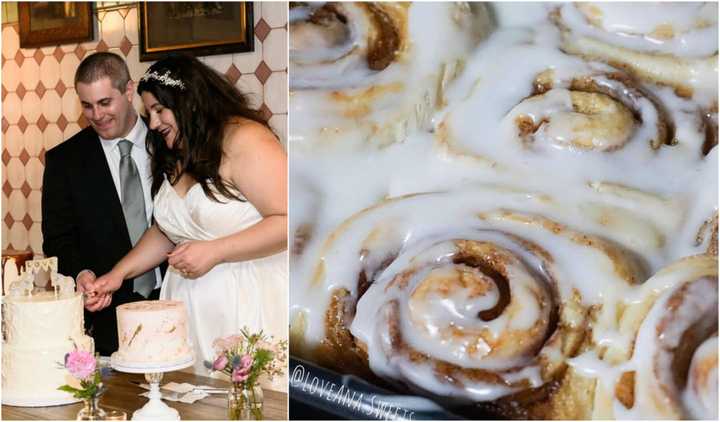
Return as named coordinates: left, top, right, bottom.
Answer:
left=585, top=255, right=718, bottom=419
left=552, top=2, right=718, bottom=106
left=684, top=336, right=718, bottom=420
left=440, top=39, right=670, bottom=158
left=289, top=2, right=489, bottom=149
left=507, top=69, right=671, bottom=152
left=438, top=24, right=714, bottom=193
left=290, top=186, right=663, bottom=417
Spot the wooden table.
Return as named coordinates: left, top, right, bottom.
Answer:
left=2, top=370, right=288, bottom=420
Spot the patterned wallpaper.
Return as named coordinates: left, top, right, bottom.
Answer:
left=1, top=2, right=288, bottom=255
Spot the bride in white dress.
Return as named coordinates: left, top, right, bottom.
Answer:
left=153, top=176, right=287, bottom=380
left=86, top=55, right=287, bottom=389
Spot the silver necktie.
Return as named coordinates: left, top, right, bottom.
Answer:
left=118, top=140, right=154, bottom=298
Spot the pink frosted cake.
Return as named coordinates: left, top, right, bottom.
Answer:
left=112, top=300, right=193, bottom=366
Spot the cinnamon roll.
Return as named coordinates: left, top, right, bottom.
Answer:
left=553, top=3, right=718, bottom=107
left=289, top=2, right=489, bottom=149
left=553, top=3, right=719, bottom=167
left=685, top=336, right=718, bottom=419
left=290, top=186, right=673, bottom=418
left=437, top=24, right=713, bottom=193
left=585, top=255, right=718, bottom=419
left=434, top=18, right=716, bottom=261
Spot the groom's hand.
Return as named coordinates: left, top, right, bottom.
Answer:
left=77, top=270, right=112, bottom=312
left=85, top=272, right=122, bottom=312
left=78, top=270, right=113, bottom=312
left=76, top=269, right=96, bottom=295
left=77, top=270, right=107, bottom=312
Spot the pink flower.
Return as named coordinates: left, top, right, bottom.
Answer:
left=212, top=338, right=230, bottom=353
left=65, top=350, right=96, bottom=380
left=226, top=335, right=243, bottom=349
left=213, top=354, right=229, bottom=371
left=231, top=354, right=254, bottom=382
left=232, top=367, right=250, bottom=382
left=212, top=335, right=244, bottom=353
left=239, top=354, right=253, bottom=371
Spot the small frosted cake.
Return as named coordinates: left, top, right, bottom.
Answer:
left=2, top=291, right=94, bottom=406
left=113, top=300, right=193, bottom=366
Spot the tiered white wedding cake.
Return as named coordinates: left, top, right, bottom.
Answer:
left=112, top=300, right=193, bottom=368
left=2, top=259, right=94, bottom=406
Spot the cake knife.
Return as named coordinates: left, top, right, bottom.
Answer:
left=129, top=380, right=227, bottom=394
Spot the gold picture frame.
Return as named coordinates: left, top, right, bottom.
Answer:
left=138, top=2, right=254, bottom=62
left=18, top=2, right=94, bottom=48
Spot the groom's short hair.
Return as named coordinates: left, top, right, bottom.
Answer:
left=74, top=52, right=131, bottom=92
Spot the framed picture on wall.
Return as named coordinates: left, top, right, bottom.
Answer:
left=18, top=2, right=94, bottom=48
left=138, top=2, right=254, bottom=62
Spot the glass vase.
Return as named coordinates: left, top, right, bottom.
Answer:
left=76, top=395, right=107, bottom=420
left=228, top=382, right=264, bottom=420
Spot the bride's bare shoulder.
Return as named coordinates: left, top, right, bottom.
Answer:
left=223, top=117, right=282, bottom=156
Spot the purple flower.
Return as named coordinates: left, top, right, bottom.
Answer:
left=65, top=350, right=96, bottom=380
left=231, top=355, right=241, bottom=368
left=213, top=354, right=229, bottom=371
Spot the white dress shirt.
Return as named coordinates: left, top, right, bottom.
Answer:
left=98, top=116, right=162, bottom=289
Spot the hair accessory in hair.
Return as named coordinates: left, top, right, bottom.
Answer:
left=140, top=70, right=186, bottom=90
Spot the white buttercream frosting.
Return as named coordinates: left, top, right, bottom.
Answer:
left=2, top=291, right=94, bottom=405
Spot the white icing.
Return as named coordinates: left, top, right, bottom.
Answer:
left=619, top=268, right=717, bottom=419
left=2, top=291, right=94, bottom=405
left=290, top=2, right=484, bottom=148
left=684, top=336, right=719, bottom=420
left=555, top=2, right=718, bottom=109
left=559, top=2, right=718, bottom=58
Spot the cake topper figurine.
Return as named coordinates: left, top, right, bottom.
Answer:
left=8, top=257, right=63, bottom=298
left=51, top=273, right=75, bottom=298
left=8, top=274, right=33, bottom=297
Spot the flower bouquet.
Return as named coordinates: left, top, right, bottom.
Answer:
left=58, top=350, right=107, bottom=420
left=210, top=328, right=288, bottom=420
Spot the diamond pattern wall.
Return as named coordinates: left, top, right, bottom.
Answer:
left=1, top=2, right=288, bottom=254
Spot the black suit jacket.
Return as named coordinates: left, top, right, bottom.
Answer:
left=41, top=125, right=165, bottom=356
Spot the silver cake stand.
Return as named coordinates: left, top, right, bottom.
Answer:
left=110, top=354, right=194, bottom=420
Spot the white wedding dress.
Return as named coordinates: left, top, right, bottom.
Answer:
left=153, top=178, right=288, bottom=389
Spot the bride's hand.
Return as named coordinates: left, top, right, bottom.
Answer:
left=85, top=292, right=112, bottom=312
left=93, top=271, right=125, bottom=296
left=167, top=240, right=220, bottom=279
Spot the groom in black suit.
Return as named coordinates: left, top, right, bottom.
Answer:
left=41, top=52, right=164, bottom=356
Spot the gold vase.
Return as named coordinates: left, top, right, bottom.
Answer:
left=76, top=395, right=107, bottom=420
left=228, top=382, right=264, bottom=420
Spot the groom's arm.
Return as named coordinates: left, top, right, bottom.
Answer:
left=41, top=147, right=83, bottom=279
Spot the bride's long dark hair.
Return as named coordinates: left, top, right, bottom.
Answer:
left=137, top=54, right=268, bottom=202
